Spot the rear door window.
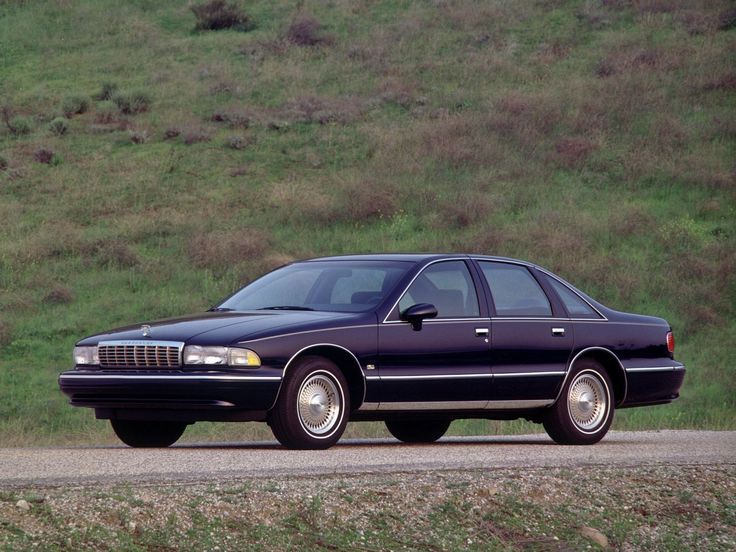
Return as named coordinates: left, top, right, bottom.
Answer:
left=479, top=262, right=552, bottom=317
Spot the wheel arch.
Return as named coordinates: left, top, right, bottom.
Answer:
left=276, top=344, right=366, bottom=410
left=557, top=346, right=627, bottom=406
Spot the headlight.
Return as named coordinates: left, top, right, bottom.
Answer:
left=183, top=346, right=261, bottom=367
left=73, top=346, right=99, bottom=366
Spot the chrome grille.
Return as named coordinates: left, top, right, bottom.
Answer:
left=98, top=340, right=182, bottom=369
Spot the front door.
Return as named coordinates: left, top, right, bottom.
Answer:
left=377, top=260, right=491, bottom=409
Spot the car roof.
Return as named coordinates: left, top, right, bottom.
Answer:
left=303, top=253, right=536, bottom=266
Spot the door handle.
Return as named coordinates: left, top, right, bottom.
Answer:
left=552, top=327, right=566, bottom=336
left=475, top=328, right=489, bottom=337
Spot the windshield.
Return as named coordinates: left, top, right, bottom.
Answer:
left=218, top=260, right=411, bottom=313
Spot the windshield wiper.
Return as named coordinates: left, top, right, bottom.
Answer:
left=207, top=307, right=234, bottom=312
left=257, top=306, right=314, bottom=311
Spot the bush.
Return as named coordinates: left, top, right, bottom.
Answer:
left=48, top=117, right=69, bottom=136
left=61, top=95, right=89, bottom=117
left=129, top=130, right=148, bottom=144
left=94, top=101, right=118, bottom=124
left=287, top=15, right=333, bottom=46
left=8, top=116, right=32, bottom=136
left=43, top=286, right=74, bottom=305
left=182, top=127, right=211, bottom=145
left=226, top=135, right=249, bottom=149
left=33, top=147, right=62, bottom=165
left=95, top=82, right=118, bottom=101
left=0, top=155, right=7, bottom=171
left=191, top=0, right=251, bottom=31
left=113, top=90, right=152, bottom=115
left=163, top=126, right=181, bottom=140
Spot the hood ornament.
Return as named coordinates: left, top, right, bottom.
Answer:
left=141, top=325, right=151, bottom=338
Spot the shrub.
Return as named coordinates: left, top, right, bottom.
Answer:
left=0, top=321, right=12, bottom=347
left=43, top=285, right=74, bottom=305
left=187, top=229, right=269, bottom=271
left=286, top=15, right=333, bottom=46
left=33, top=147, right=61, bottom=165
left=211, top=109, right=250, bottom=128
left=95, top=82, right=118, bottom=101
left=48, top=117, right=69, bottom=136
left=191, top=0, right=251, bottom=31
left=129, top=130, right=148, bottom=144
left=226, top=135, right=249, bottom=149
left=718, top=8, right=736, bottom=31
left=113, top=90, right=152, bottom=114
left=8, top=116, right=32, bottom=136
left=94, top=101, right=118, bottom=124
left=0, top=155, right=7, bottom=171
left=182, top=127, right=211, bottom=145
left=163, top=126, right=181, bottom=140
left=61, top=95, right=89, bottom=117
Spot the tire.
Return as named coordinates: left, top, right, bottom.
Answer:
left=268, top=356, right=349, bottom=450
left=111, top=420, right=187, bottom=448
left=543, top=359, right=614, bottom=445
left=385, top=419, right=451, bottom=443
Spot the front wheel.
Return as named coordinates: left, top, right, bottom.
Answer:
left=543, top=360, right=614, bottom=445
left=385, top=419, right=451, bottom=443
left=268, top=356, right=349, bottom=450
left=111, top=420, right=187, bottom=448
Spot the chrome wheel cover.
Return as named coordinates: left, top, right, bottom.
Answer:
left=297, top=372, right=341, bottom=436
left=567, top=372, right=608, bottom=432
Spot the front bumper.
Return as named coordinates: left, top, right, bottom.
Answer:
left=58, top=368, right=282, bottom=420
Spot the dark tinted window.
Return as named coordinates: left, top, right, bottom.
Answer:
left=479, top=262, right=552, bottom=317
left=398, top=260, right=480, bottom=318
left=545, top=276, right=600, bottom=319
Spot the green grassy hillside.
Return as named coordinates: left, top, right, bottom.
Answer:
left=0, top=0, right=734, bottom=445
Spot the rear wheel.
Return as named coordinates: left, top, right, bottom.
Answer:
left=543, top=360, right=614, bottom=445
left=385, top=419, right=451, bottom=443
left=268, top=356, right=349, bottom=450
left=111, top=420, right=187, bottom=448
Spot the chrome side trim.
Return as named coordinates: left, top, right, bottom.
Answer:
left=273, top=343, right=367, bottom=409
left=493, top=371, right=565, bottom=378
left=378, top=400, right=488, bottom=410
left=378, top=373, right=492, bottom=381
left=372, top=399, right=554, bottom=411
left=625, top=365, right=686, bottom=373
left=485, top=399, right=554, bottom=409
left=381, top=257, right=471, bottom=324
left=554, top=346, right=628, bottom=405
left=358, top=402, right=380, bottom=411
left=60, top=374, right=281, bottom=382
left=365, top=375, right=380, bottom=381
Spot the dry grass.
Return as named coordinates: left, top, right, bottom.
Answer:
left=187, top=229, right=270, bottom=271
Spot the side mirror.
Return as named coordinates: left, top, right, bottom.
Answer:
left=401, top=303, right=438, bottom=331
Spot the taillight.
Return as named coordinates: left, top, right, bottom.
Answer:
left=666, top=331, right=675, bottom=354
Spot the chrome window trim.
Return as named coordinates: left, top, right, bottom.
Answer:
left=383, top=318, right=490, bottom=325
left=381, top=257, right=480, bottom=324
left=534, top=267, right=608, bottom=321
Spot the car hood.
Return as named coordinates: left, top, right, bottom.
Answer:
left=77, top=311, right=370, bottom=346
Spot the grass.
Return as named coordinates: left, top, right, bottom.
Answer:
left=0, top=0, right=734, bottom=445
left=0, top=466, right=734, bottom=550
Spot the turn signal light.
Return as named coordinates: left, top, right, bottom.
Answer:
left=666, top=331, right=675, bottom=354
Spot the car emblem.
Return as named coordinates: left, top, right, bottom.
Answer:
left=141, top=325, right=151, bottom=338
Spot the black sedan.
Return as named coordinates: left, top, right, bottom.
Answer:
left=59, top=254, right=685, bottom=449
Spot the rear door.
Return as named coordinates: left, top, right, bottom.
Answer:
left=475, top=260, right=573, bottom=406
